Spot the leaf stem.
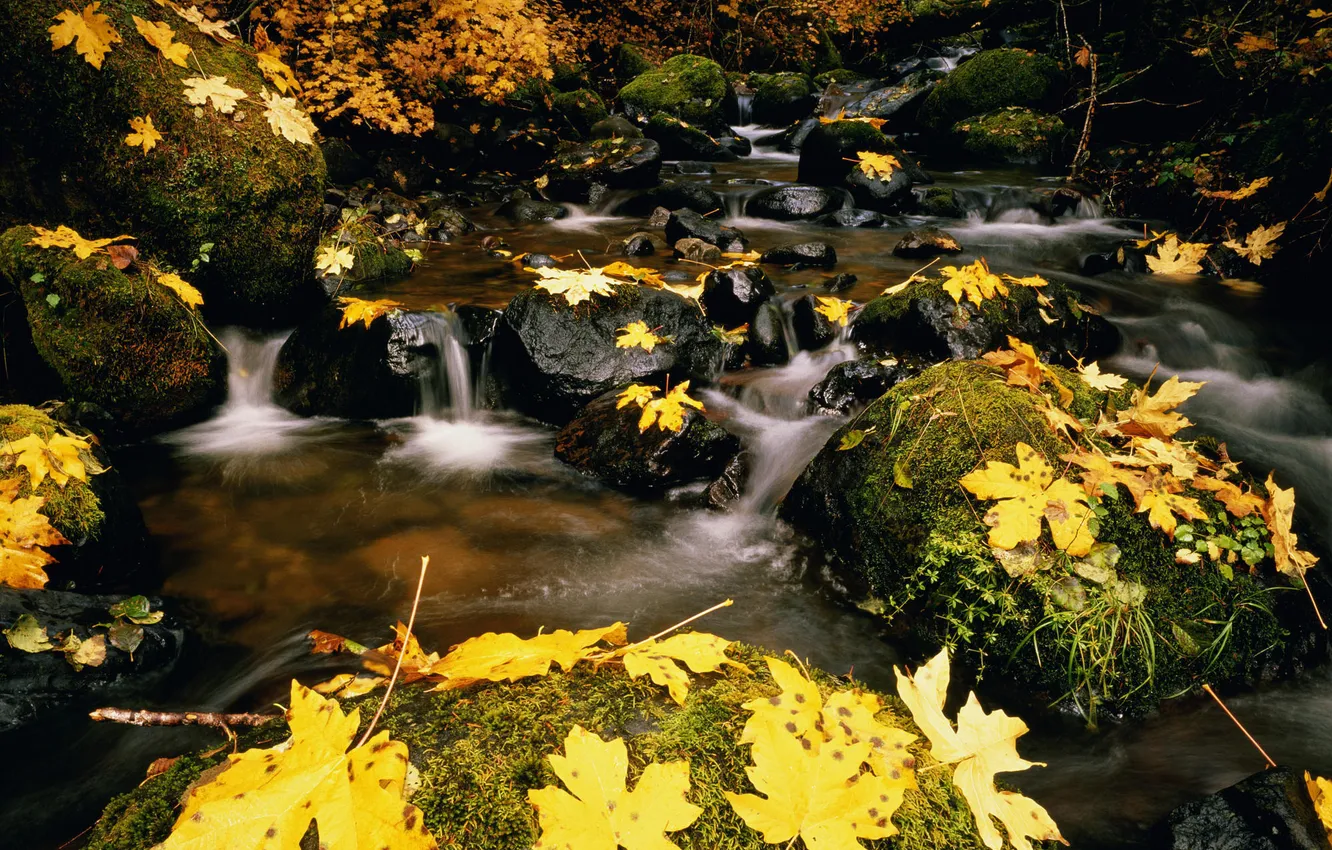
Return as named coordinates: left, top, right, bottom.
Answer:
left=356, top=555, right=430, bottom=748
left=1201, top=683, right=1276, bottom=768
left=605, top=599, right=733, bottom=658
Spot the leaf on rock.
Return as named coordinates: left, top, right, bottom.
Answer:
left=618, top=632, right=748, bottom=704
left=531, top=266, right=625, bottom=306
left=1223, top=222, right=1285, bottom=265
left=3, top=433, right=91, bottom=488
left=615, top=321, right=665, bottom=353
left=157, top=272, right=204, bottom=307
left=174, top=4, right=236, bottom=41
left=58, top=632, right=108, bottom=670
left=133, top=16, right=189, bottom=66
left=662, top=280, right=705, bottom=305
left=1305, top=772, right=1332, bottom=840
left=182, top=75, right=247, bottom=114
left=602, top=261, right=665, bottom=288
left=50, top=3, right=121, bottom=69
left=961, top=442, right=1096, bottom=557
left=1061, top=450, right=1149, bottom=502
left=337, top=296, right=403, bottom=330
left=261, top=89, right=317, bottom=146
left=939, top=259, right=1044, bottom=308
left=854, top=150, right=901, bottom=181
left=895, top=649, right=1065, bottom=850
left=616, top=384, right=658, bottom=410
left=637, top=382, right=705, bottom=434
left=1261, top=472, right=1320, bottom=580
left=1076, top=360, right=1128, bottom=392
left=27, top=224, right=133, bottom=260
left=256, top=46, right=301, bottom=94
left=528, top=725, right=701, bottom=850
left=108, top=594, right=165, bottom=625
left=428, top=623, right=628, bottom=690
left=982, top=337, right=1072, bottom=407
left=838, top=428, right=874, bottom=451
left=3, top=613, right=56, bottom=653
left=124, top=114, right=163, bottom=154
left=0, top=481, right=69, bottom=589
left=316, top=244, right=355, bottom=276
left=108, top=620, right=145, bottom=656
left=160, top=680, right=438, bottom=850
left=1136, top=472, right=1207, bottom=537
left=1191, top=475, right=1265, bottom=518
left=1145, top=234, right=1209, bottom=274
left=1115, top=376, right=1205, bottom=439
left=814, top=296, right=854, bottom=327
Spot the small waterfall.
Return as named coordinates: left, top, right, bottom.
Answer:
left=735, top=93, right=753, bottom=125
left=417, top=310, right=474, bottom=421
left=1074, top=195, right=1105, bottom=218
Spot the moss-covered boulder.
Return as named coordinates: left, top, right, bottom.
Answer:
left=752, top=72, right=815, bottom=126
left=0, top=226, right=226, bottom=438
left=783, top=361, right=1322, bottom=718
left=0, top=0, right=326, bottom=325
left=952, top=108, right=1070, bottom=165
left=539, top=137, right=663, bottom=204
left=615, top=43, right=657, bottom=84
left=315, top=217, right=413, bottom=293
left=918, top=49, right=1064, bottom=133
left=85, top=645, right=997, bottom=850
left=797, top=121, right=930, bottom=204
left=620, top=55, right=730, bottom=133
left=550, top=88, right=610, bottom=138
left=645, top=113, right=736, bottom=162
left=0, top=404, right=147, bottom=584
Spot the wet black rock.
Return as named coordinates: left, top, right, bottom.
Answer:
left=778, top=117, right=821, bottom=152
left=591, top=116, right=644, bottom=140
left=555, top=387, right=740, bottom=494
left=672, top=161, right=717, bottom=175
left=374, top=149, right=433, bottom=195
left=817, top=208, right=888, bottom=228
left=1080, top=250, right=1123, bottom=276
left=1150, top=766, right=1331, bottom=850
left=539, top=138, right=663, bottom=204
left=745, top=302, right=791, bottom=367
left=792, top=295, right=839, bottom=351
left=622, top=233, right=657, bottom=256
left=664, top=209, right=748, bottom=252
left=824, top=273, right=858, bottom=292
left=808, top=358, right=914, bottom=415
left=618, top=181, right=725, bottom=216
left=424, top=205, right=477, bottom=242
left=842, top=70, right=942, bottom=124
left=705, top=451, right=751, bottom=510
left=760, top=242, right=838, bottom=268
left=753, top=72, right=815, bottom=126
left=518, top=252, right=559, bottom=269
left=916, top=186, right=966, bottom=217
left=0, top=589, right=186, bottom=731
left=492, top=287, right=726, bottom=425
left=798, top=121, right=931, bottom=188
left=497, top=190, right=568, bottom=223
left=745, top=185, right=850, bottom=221
left=845, top=163, right=915, bottom=213
left=718, top=135, right=752, bottom=158
left=893, top=228, right=963, bottom=258
left=701, top=266, right=776, bottom=328
left=673, top=238, right=723, bottom=263
left=646, top=113, right=737, bottom=162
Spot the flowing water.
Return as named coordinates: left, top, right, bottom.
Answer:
left=7, top=129, right=1332, bottom=848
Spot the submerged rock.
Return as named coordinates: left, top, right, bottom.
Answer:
left=1151, top=767, right=1331, bottom=850
left=759, top=242, right=838, bottom=267
left=745, top=185, right=850, bottom=221
left=555, top=386, right=740, bottom=493
left=818, top=208, right=889, bottom=228
left=492, top=287, right=725, bottom=425
left=893, top=228, right=963, bottom=258
left=664, top=209, right=748, bottom=252
left=705, top=451, right=751, bottom=509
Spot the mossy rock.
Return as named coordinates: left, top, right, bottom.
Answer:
left=0, top=404, right=147, bottom=585
left=620, top=55, right=729, bottom=133
left=797, top=120, right=929, bottom=188
left=549, top=89, right=610, bottom=138
left=952, top=108, right=1069, bottom=165
left=918, top=49, right=1063, bottom=133
left=815, top=69, right=871, bottom=88
left=316, top=220, right=413, bottom=289
left=84, top=645, right=998, bottom=850
left=0, top=0, right=326, bottom=326
left=646, top=113, right=734, bottom=162
left=615, top=43, right=657, bottom=84
left=752, top=72, right=814, bottom=126
left=0, top=226, right=226, bottom=439
left=782, top=360, right=1320, bottom=719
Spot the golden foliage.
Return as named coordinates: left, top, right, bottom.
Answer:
left=853, top=150, right=901, bottom=180
left=1224, top=221, right=1285, bottom=265
left=182, top=75, right=248, bottom=114
left=813, top=296, right=854, bottom=327
left=337, top=296, right=404, bottom=330
left=615, top=320, right=665, bottom=353
left=616, top=381, right=706, bottom=433
left=1145, top=234, right=1210, bottom=274
left=27, top=225, right=133, bottom=260
left=616, top=633, right=747, bottom=705
left=124, top=115, right=162, bottom=154
left=260, top=89, right=318, bottom=146
left=156, top=271, right=204, bottom=308
left=0, top=480, right=70, bottom=590
left=133, top=15, right=190, bottom=67
left=961, top=442, right=1096, bottom=556
left=50, top=3, right=121, bottom=69
left=939, top=259, right=1047, bottom=307
left=2, top=433, right=91, bottom=488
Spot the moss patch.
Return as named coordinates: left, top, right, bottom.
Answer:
left=952, top=108, right=1069, bottom=165
left=0, top=404, right=104, bottom=541
left=918, top=49, right=1063, bottom=132
left=619, top=54, right=729, bottom=131
left=550, top=89, right=610, bottom=138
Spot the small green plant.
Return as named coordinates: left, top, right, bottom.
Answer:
left=1175, top=511, right=1273, bottom=580
left=189, top=242, right=214, bottom=273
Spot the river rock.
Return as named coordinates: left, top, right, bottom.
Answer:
left=1151, top=766, right=1331, bottom=850
left=705, top=451, right=750, bottom=510
left=492, top=286, right=726, bottom=425
left=791, top=295, right=839, bottom=351
left=807, top=358, right=914, bottom=415
left=752, top=72, right=815, bottom=126
left=550, top=89, right=609, bottom=138
left=845, top=161, right=916, bottom=213
left=0, top=0, right=325, bottom=325
left=664, top=209, right=747, bottom=252
left=591, top=115, right=643, bottom=140
left=842, top=70, right=942, bottom=124
left=852, top=273, right=1118, bottom=363
left=818, top=208, right=889, bottom=228
left=673, top=238, right=723, bottom=263
left=0, top=588, right=185, bottom=731
left=918, top=48, right=1064, bottom=133
left=951, top=108, right=1069, bottom=165
left=701, top=267, right=776, bottom=328
left=746, top=302, right=791, bottom=366
left=617, top=181, right=725, bottom=217
left=671, top=161, right=717, bottom=175
left=0, top=226, right=226, bottom=438
left=622, top=233, right=657, bottom=257
left=893, top=228, right=963, bottom=258
left=539, top=138, right=663, bottom=204
left=745, top=185, right=851, bottom=221
left=497, top=190, right=568, bottom=223
left=824, top=273, right=858, bottom=292
left=645, top=113, right=737, bottom=162
left=554, top=386, right=740, bottom=493
left=619, top=54, right=730, bottom=133
left=615, top=42, right=656, bottom=84
left=797, top=120, right=931, bottom=187
left=917, top=187, right=967, bottom=217
left=760, top=243, right=838, bottom=267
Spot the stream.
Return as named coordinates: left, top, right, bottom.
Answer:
left=6, top=132, right=1332, bottom=849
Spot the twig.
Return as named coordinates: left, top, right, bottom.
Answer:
left=88, top=708, right=276, bottom=728
left=1304, top=579, right=1327, bottom=630
left=356, top=555, right=430, bottom=748
left=1202, top=683, right=1276, bottom=768
left=602, top=599, right=734, bottom=660
left=1069, top=40, right=1097, bottom=180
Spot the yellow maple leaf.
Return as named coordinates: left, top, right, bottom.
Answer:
left=938, top=259, right=1044, bottom=307
left=615, top=320, right=665, bottom=353
left=156, top=271, right=204, bottom=308
left=1223, top=221, right=1285, bottom=265
left=854, top=150, right=901, bottom=180
left=261, top=89, right=317, bottom=146
left=960, top=442, right=1096, bottom=556
left=602, top=261, right=665, bottom=288
left=1136, top=472, right=1207, bottom=537
left=160, top=680, right=437, bottom=850
left=818, top=113, right=887, bottom=130
left=617, top=632, right=747, bottom=704
left=2, top=433, right=90, bottom=488
left=982, top=337, right=1072, bottom=407
left=428, top=623, right=627, bottom=689
left=895, top=649, right=1065, bottom=850
left=1130, top=436, right=1199, bottom=480
left=1199, top=176, right=1271, bottom=200
left=637, top=381, right=705, bottom=434
left=27, top=225, right=133, bottom=260
left=1191, top=475, right=1265, bottom=518
left=132, top=16, right=189, bottom=66
left=814, top=296, right=854, bottom=327
left=1075, top=359, right=1128, bottom=392
left=256, top=46, right=301, bottom=94
left=1146, top=234, right=1210, bottom=274
left=616, top=383, right=657, bottom=410
left=1261, top=472, right=1320, bottom=580
left=1062, top=450, right=1149, bottom=501
left=725, top=658, right=916, bottom=849
left=316, top=244, right=355, bottom=276
left=337, top=297, right=403, bottom=330
left=1115, top=375, right=1205, bottom=439
left=1, top=481, right=70, bottom=590
left=663, top=280, right=705, bottom=305
left=1305, top=772, right=1332, bottom=841
left=182, top=75, right=247, bottom=114
left=528, top=725, right=701, bottom=850
left=531, top=266, right=623, bottom=307
left=50, top=2, right=121, bottom=69
left=174, top=4, right=235, bottom=41
left=124, top=115, right=163, bottom=154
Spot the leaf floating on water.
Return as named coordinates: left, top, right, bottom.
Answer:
left=337, top=296, right=403, bottom=330
left=49, top=2, right=121, bottom=69
left=1145, top=234, right=1209, bottom=275
left=1223, top=221, right=1284, bottom=265
left=960, top=442, right=1096, bottom=556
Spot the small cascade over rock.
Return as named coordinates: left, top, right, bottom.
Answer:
left=417, top=310, right=476, bottom=421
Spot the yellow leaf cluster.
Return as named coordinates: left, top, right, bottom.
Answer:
left=316, top=244, right=355, bottom=276
left=939, top=258, right=1047, bottom=307
left=174, top=4, right=236, bottom=42
left=1115, top=375, right=1205, bottom=439
left=853, top=150, right=901, bottom=180
left=1, top=480, right=70, bottom=590
left=337, top=296, right=403, bottom=330
left=961, top=442, right=1097, bottom=556
left=2, top=433, right=91, bottom=488
left=256, top=46, right=302, bottom=94
left=616, top=381, right=705, bottom=433
left=50, top=3, right=121, bottom=69
left=814, top=296, right=855, bottom=327
left=1146, top=234, right=1210, bottom=274
left=27, top=225, right=133, bottom=260
left=615, top=320, right=665, bottom=353
left=1223, top=221, right=1285, bottom=265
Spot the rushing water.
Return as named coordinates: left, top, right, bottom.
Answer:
left=6, top=129, right=1332, bottom=849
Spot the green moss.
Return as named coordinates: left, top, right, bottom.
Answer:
left=752, top=72, right=813, bottom=123
left=814, top=69, right=869, bottom=88
left=619, top=55, right=728, bottom=130
left=917, top=187, right=965, bottom=217
left=0, top=404, right=105, bottom=541
left=616, top=43, right=657, bottom=83
left=550, top=89, right=610, bottom=138
left=918, top=49, right=1063, bottom=132
left=952, top=108, right=1069, bottom=165
left=85, top=645, right=994, bottom=850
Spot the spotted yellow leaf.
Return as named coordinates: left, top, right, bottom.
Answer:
left=617, top=632, right=747, bottom=705
left=123, top=114, right=163, bottom=154
left=1136, top=472, right=1207, bottom=537
left=960, top=442, right=1096, bottom=556
left=428, top=623, right=628, bottom=689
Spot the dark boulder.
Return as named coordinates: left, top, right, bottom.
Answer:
left=760, top=242, right=838, bottom=268
left=808, top=358, right=914, bottom=415
left=549, top=89, right=609, bottom=138
left=817, top=208, right=889, bottom=228
left=792, top=295, right=840, bottom=351
left=777, top=117, right=821, bottom=152
left=591, top=116, right=644, bottom=140
left=491, top=127, right=561, bottom=174
left=622, top=233, right=657, bottom=257
left=646, top=113, right=737, bottom=162
left=752, top=73, right=815, bottom=126
left=746, top=302, right=792, bottom=366
left=842, top=70, right=942, bottom=124
left=539, top=138, right=663, bottom=204
left=618, top=182, right=725, bottom=217
left=705, top=451, right=751, bottom=510
left=492, top=287, right=726, bottom=425
left=1150, top=767, right=1331, bottom=850
left=701, top=267, right=776, bottom=327
left=824, top=273, right=858, bottom=293
left=916, top=187, right=966, bottom=217
left=893, top=228, right=963, bottom=258
left=845, top=162, right=915, bottom=213
left=497, top=190, right=568, bottom=223
left=672, top=161, right=717, bottom=175
left=321, top=138, right=370, bottom=185
left=554, top=387, right=740, bottom=494
left=664, top=209, right=748, bottom=252
left=745, top=185, right=850, bottom=221
left=798, top=120, right=930, bottom=188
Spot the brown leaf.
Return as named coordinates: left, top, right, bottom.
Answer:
left=107, top=244, right=138, bottom=270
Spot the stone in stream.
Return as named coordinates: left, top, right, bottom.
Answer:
left=705, top=451, right=750, bottom=510
left=818, top=208, right=890, bottom=228
left=759, top=242, right=838, bottom=268
left=916, top=186, right=967, bottom=217
left=664, top=209, right=748, bottom=252
left=917, top=48, right=1065, bottom=133
left=791, top=294, right=839, bottom=351
left=841, top=70, right=943, bottom=125
left=700, top=266, right=776, bottom=328
left=797, top=121, right=930, bottom=213
left=616, top=181, right=725, bottom=217
left=673, top=238, right=723, bottom=263
left=619, top=54, right=730, bottom=133
left=751, top=72, right=816, bottom=126
left=1150, top=766, right=1331, bottom=850
left=537, top=138, right=663, bottom=204
left=496, top=190, right=568, bottom=223
left=807, top=358, right=916, bottom=416
left=745, top=301, right=791, bottom=367
left=0, top=588, right=185, bottom=732
left=671, top=161, right=717, bottom=175
left=744, top=185, right=851, bottom=221
left=554, top=386, right=740, bottom=494
left=0, top=226, right=227, bottom=440
left=645, top=113, right=737, bottom=162
left=590, top=115, right=643, bottom=140
left=950, top=108, right=1070, bottom=166
left=824, top=273, right=858, bottom=292
left=491, top=286, right=725, bottom=426
left=548, top=88, right=609, bottom=138
left=893, top=227, right=963, bottom=258
left=621, top=233, right=658, bottom=257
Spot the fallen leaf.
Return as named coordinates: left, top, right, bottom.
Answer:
left=637, top=381, right=705, bottom=433
left=337, top=296, right=403, bottom=330
left=854, top=150, right=901, bottom=181
left=27, top=225, right=133, bottom=260
left=1262, top=472, right=1320, bottom=580
left=1224, top=222, right=1285, bottom=265
left=615, top=320, right=665, bottom=353
left=960, top=442, right=1096, bottom=556
left=107, top=243, right=139, bottom=269
left=814, top=296, right=854, bottom=327
left=1236, top=33, right=1278, bottom=51
left=60, top=632, right=107, bottom=670
left=1146, top=234, right=1209, bottom=274
left=1115, top=375, right=1205, bottom=439
left=2, top=433, right=90, bottom=488
left=1199, top=176, right=1271, bottom=201
left=3, top=613, right=55, bottom=653
left=133, top=15, right=189, bottom=66
left=50, top=3, right=121, bottom=69
left=1136, top=472, right=1207, bottom=537
left=617, top=632, right=747, bottom=704
left=531, top=266, right=624, bottom=306
left=156, top=272, right=203, bottom=307
left=1191, top=475, right=1264, bottom=518
left=260, top=89, right=317, bottom=145
left=1061, top=450, right=1149, bottom=501
left=255, top=46, right=301, bottom=94
left=1305, top=772, right=1332, bottom=841
left=0, top=482, right=69, bottom=589
left=182, top=75, right=247, bottom=114
left=1076, top=360, right=1128, bottom=392
left=602, top=261, right=665, bottom=287
left=123, top=114, right=164, bottom=154
left=174, top=4, right=235, bottom=41
left=838, top=428, right=874, bottom=451
left=982, top=337, right=1072, bottom=407
left=429, top=623, right=627, bottom=689
left=616, top=384, right=657, bottom=411
left=316, top=244, right=355, bottom=276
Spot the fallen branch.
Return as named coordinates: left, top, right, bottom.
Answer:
left=88, top=708, right=277, bottom=728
